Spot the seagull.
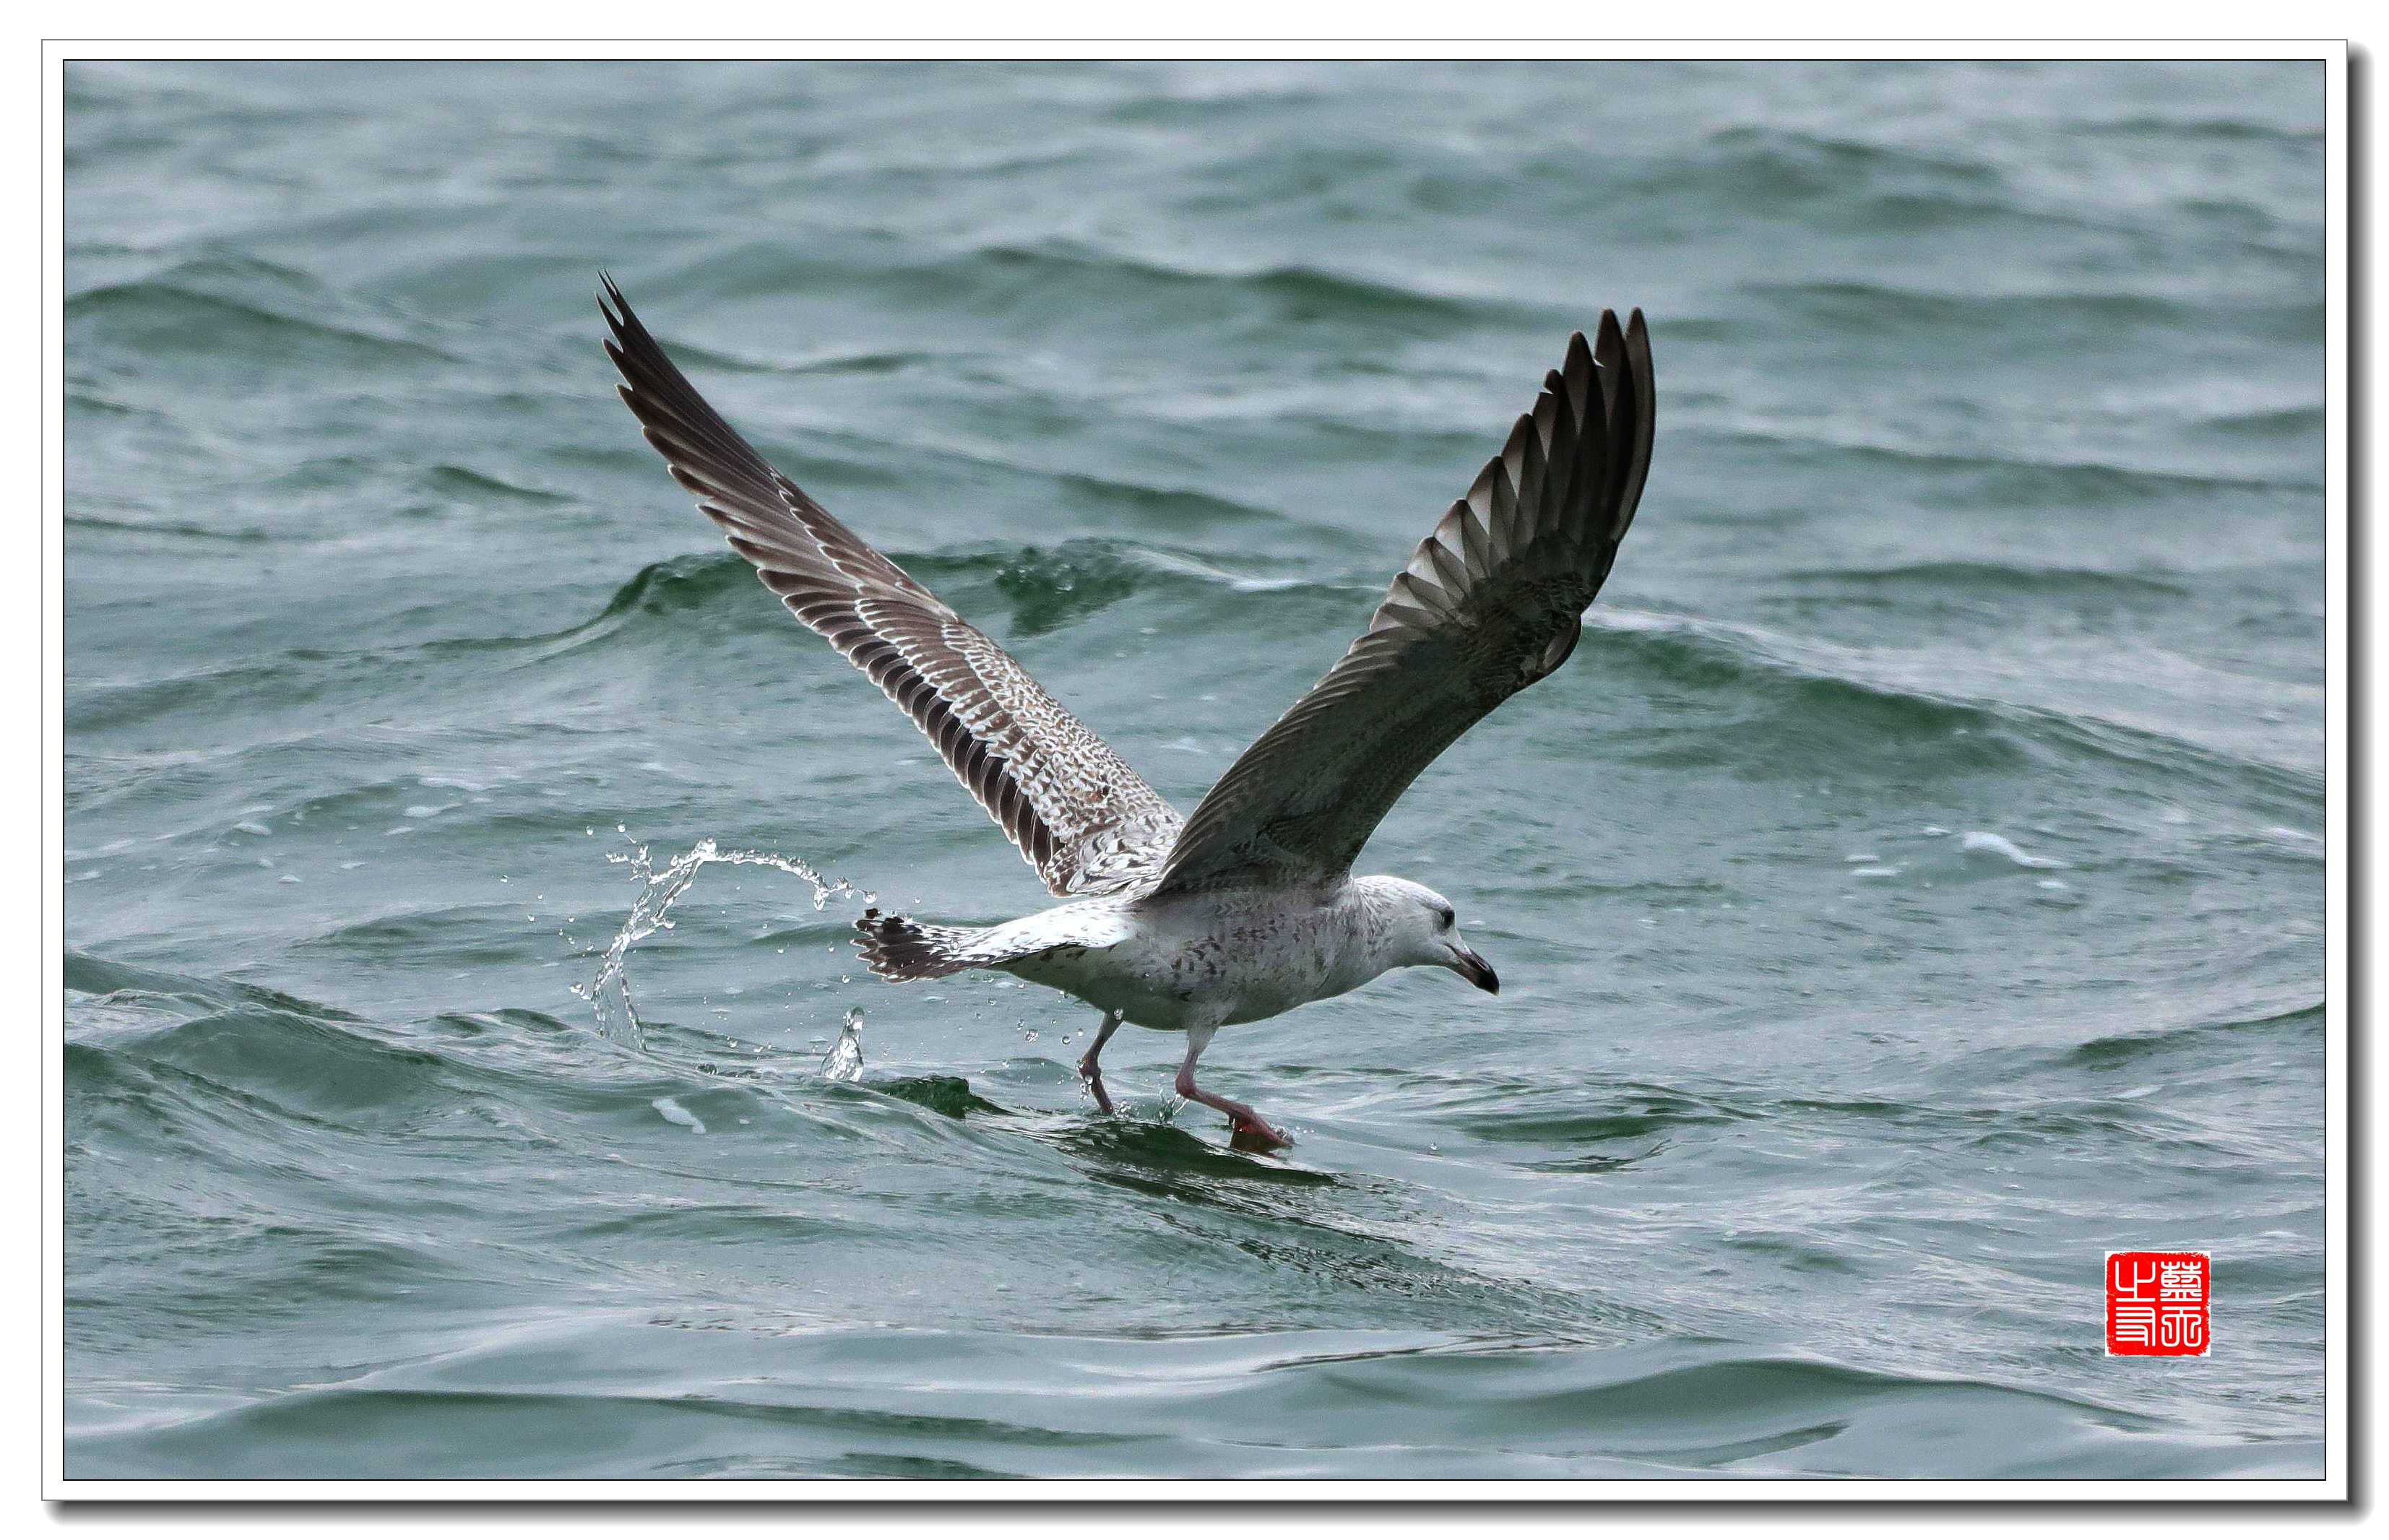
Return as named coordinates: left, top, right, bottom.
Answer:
left=600, top=277, right=1654, bottom=1149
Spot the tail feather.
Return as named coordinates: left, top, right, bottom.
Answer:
left=854, top=908, right=982, bottom=981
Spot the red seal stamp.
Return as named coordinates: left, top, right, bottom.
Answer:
left=2107, top=1251, right=2211, bottom=1356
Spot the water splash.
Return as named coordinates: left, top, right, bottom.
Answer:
left=822, top=1006, right=865, bottom=1081
left=573, top=834, right=870, bottom=1051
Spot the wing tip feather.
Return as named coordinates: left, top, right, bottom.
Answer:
left=1151, top=311, right=1656, bottom=896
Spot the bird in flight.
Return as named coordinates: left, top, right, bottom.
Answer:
left=601, top=277, right=1654, bottom=1149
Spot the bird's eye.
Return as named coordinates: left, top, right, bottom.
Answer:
left=1438, top=909, right=1456, bottom=930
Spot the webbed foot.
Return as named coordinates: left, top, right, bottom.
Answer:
left=1227, top=1113, right=1293, bottom=1151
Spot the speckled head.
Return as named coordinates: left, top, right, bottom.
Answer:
left=1359, top=875, right=1500, bottom=995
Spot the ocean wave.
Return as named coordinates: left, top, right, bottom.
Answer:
left=67, top=954, right=834, bottom=1139
left=69, top=540, right=2315, bottom=822
left=1619, top=127, right=2080, bottom=238
left=538, top=541, right=1346, bottom=659
left=2064, top=1002, right=2323, bottom=1068
left=64, top=386, right=170, bottom=422
left=64, top=514, right=278, bottom=544
left=644, top=337, right=947, bottom=378
left=1169, top=121, right=2102, bottom=250
left=1418, top=1050, right=2312, bottom=1175
left=69, top=993, right=521, bottom=1125
left=1695, top=126, right=2007, bottom=196
left=1427, top=1077, right=1758, bottom=1148
left=1747, top=278, right=2323, bottom=341
left=1264, top=121, right=2030, bottom=235
left=1688, top=426, right=2321, bottom=501
left=67, top=655, right=386, bottom=737
left=1766, top=1091, right=2291, bottom=1162
left=1577, top=615, right=2026, bottom=775
left=66, top=277, right=453, bottom=368
left=65, top=949, right=367, bottom=1021
left=67, top=953, right=1189, bottom=1154
left=1776, top=561, right=2194, bottom=603
left=61, top=1316, right=2315, bottom=1479
left=658, top=236, right=1521, bottom=336
left=2205, top=405, right=2326, bottom=439
left=2072, top=115, right=2324, bottom=144
left=296, top=903, right=560, bottom=967
left=1581, top=610, right=2323, bottom=800
left=77, top=550, right=818, bottom=722
left=413, top=464, right=574, bottom=506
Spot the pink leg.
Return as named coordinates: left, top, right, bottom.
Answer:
left=1079, top=1011, right=1123, bottom=1113
left=1174, top=1024, right=1291, bottom=1148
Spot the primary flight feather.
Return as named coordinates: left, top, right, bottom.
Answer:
left=602, top=275, right=1654, bottom=1148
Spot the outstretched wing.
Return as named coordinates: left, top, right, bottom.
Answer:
left=600, top=277, right=1183, bottom=897
left=1151, top=312, right=1655, bottom=896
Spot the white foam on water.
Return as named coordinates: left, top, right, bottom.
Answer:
left=651, top=1096, right=707, bottom=1133
left=1958, top=831, right=2070, bottom=869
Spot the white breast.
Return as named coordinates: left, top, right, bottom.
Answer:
left=1003, top=886, right=1394, bottom=1031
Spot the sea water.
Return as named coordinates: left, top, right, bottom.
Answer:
left=64, top=59, right=2326, bottom=1479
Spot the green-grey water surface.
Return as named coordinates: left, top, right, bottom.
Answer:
left=64, top=60, right=2327, bottom=1480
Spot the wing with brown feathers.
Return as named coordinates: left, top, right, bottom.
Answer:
left=600, top=276, right=1182, bottom=897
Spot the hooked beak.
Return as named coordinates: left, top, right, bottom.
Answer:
left=1446, top=943, right=1500, bottom=995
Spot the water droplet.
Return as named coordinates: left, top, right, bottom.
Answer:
left=821, top=1008, right=865, bottom=1081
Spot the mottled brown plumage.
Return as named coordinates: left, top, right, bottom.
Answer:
left=601, top=276, right=1182, bottom=899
